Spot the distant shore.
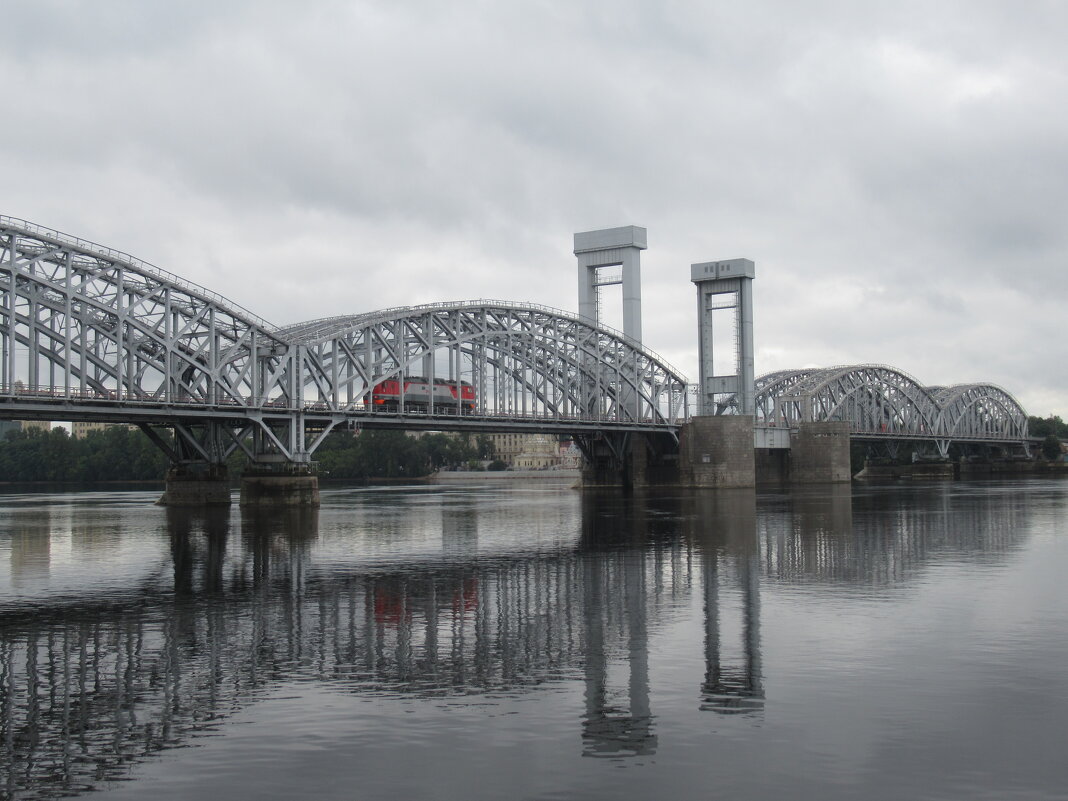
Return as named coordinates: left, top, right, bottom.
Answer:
left=430, top=469, right=580, bottom=483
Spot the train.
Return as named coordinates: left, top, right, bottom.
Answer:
left=365, top=376, right=476, bottom=414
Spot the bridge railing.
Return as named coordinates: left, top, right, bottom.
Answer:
left=0, top=384, right=680, bottom=427
left=1, top=215, right=277, bottom=334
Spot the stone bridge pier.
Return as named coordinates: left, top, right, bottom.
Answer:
left=575, top=419, right=851, bottom=490
left=158, top=466, right=320, bottom=507
left=676, top=418, right=851, bottom=488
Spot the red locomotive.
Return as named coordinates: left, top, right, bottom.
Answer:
left=366, top=376, right=476, bottom=414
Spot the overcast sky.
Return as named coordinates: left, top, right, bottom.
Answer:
left=3, top=0, right=1066, bottom=415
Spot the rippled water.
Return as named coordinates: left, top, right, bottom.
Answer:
left=1, top=479, right=1066, bottom=800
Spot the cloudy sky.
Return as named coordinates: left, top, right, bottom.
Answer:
left=3, top=0, right=1066, bottom=415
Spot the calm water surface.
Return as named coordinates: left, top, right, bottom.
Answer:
left=1, top=479, right=1066, bottom=800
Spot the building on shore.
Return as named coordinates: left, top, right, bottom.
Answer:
left=71, top=421, right=137, bottom=439
left=488, top=433, right=564, bottom=469
left=558, top=439, right=582, bottom=469
left=0, top=420, right=51, bottom=436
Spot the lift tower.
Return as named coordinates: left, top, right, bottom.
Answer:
left=692, top=259, right=756, bottom=416
left=574, top=225, right=646, bottom=343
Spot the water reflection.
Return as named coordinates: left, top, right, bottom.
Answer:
left=690, top=491, right=764, bottom=716
left=7, top=508, right=51, bottom=589
left=0, top=482, right=1039, bottom=799
left=759, top=484, right=1027, bottom=588
left=579, top=494, right=658, bottom=757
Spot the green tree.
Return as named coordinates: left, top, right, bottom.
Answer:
left=1029, top=415, right=1068, bottom=439
left=1041, top=434, right=1063, bottom=461
left=0, top=425, right=169, bottom=482
left=0, top=424, right=495, bottom=483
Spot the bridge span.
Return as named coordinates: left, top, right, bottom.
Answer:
left=1, top=216, right=687, bottom=489
left=750, top=364, right=1030, bottom=459
left=1, top=216, right=1033, bottom=500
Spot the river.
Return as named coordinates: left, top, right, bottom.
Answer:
left=1, top=479, right=1066, bottom=800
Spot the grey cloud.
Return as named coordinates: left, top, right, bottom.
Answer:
left=2, top=0, right=1066, bottom=412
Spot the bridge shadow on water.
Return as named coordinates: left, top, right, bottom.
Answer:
left=0, top=482, right=1035, bottom=799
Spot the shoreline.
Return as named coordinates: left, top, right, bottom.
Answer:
left=430, top=469, right=580, bottom=483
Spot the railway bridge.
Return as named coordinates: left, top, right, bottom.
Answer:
left=0, top=216, right=1032, bottom=502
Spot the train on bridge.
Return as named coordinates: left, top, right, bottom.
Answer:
left=366, top=376, right=477, bottom=414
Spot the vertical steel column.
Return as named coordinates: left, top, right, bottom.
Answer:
left=330, top=337, right=338, bottom=409
left=2, top=231, right=12, bottom=388
left=208, top=306, right=217, bottom=404
left=737, top=276, right=755, bottom=416
left=113, top=265, right=123, bottom=397
left=63, top=253, right=72, bottom=397
left=423, top=312, right=435, bottom=416
left=28, top=284, right=37, bottom=391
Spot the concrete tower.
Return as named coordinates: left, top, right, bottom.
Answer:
left=691, top=259, right=756, bottom=416
left=574, top=226, right=646, bottom=343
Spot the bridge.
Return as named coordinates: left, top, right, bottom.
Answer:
left=1, top=216, right=1032, bottom=499
left=751, top=365, right=1030, bottom=459
left=0, top=217, right=690, bottom=495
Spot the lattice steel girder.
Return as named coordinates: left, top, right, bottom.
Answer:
left=2, top=219, right=689, bottom=465
left=751, top=370, right=813, bottom=422
left=287, top=302, right=688, bottom=425
left=754, top=364, right=1029, bottom=444
left=932, top=384, right=1029, bottom=440
left=2, top=217, right=287, bottom=409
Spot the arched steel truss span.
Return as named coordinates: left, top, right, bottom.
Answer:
left=754, top=364, right=1029, bottom=446
left=1, top=216, right=688, bottom=464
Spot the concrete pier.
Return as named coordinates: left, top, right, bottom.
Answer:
left=576, top=418, right=849, bottom=490
left=578, top=432, right=681, bottom=489
left=679, top=418, right=850, bottom=487
left=579, top=437, right=639, bottom=488
left=788, top=422, right=852, bottom=483
left=678, top=416, right=756, bottom=488
left=157, top=465, right=231, bottom=506
left=239, top=472, right=320, bottom=507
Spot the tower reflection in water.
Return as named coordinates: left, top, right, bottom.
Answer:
left=690, top=490, right=765, bottom=716
left=578, top=492, right=659, bottom=758
left=5, top=481, right=1030, bottom=798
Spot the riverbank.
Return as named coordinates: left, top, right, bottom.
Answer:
left=430, top=469, right=580, bottom=483
left=854, top=460, right=1068, bottom=480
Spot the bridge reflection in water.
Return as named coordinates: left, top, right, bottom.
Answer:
left=0, top=485, right=1030, bottom=798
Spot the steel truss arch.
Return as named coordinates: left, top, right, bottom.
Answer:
left=3, top=218, right=688, bottom=470
left=752, top=370, right=814, bottom=423
left=289, top=301, right=689, bottom=424
left=755, top=364, right=1029, bottom=443
left=775, top=365, right=942, bottom=436
left=1, top=216, right=286, bottom=407
left=932, top=384, right=1029, bottom=441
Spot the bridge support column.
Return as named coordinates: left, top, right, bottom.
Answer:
left=789, top=422, right=851, bottom=483
left=240, top=466, right=320, bottom=507
left=577, top=433, right=680, bottom=489
left=578, top=433, right=633, bottom=488
left=157, top=464, right=231, bottom=506
left=679, top=416, right=755, bottom=488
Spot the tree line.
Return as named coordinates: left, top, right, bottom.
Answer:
left=5, top=415, right=1060, bottom=484
left=313, top=430, right=498, bottom=479
left=0, top=426, right=169, bottom=482
left=0, top=426, right=497, bottom=483
left=1028, top=415, right=1068, bottom=439
left=1028, top=415, right=1068, bottom=461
